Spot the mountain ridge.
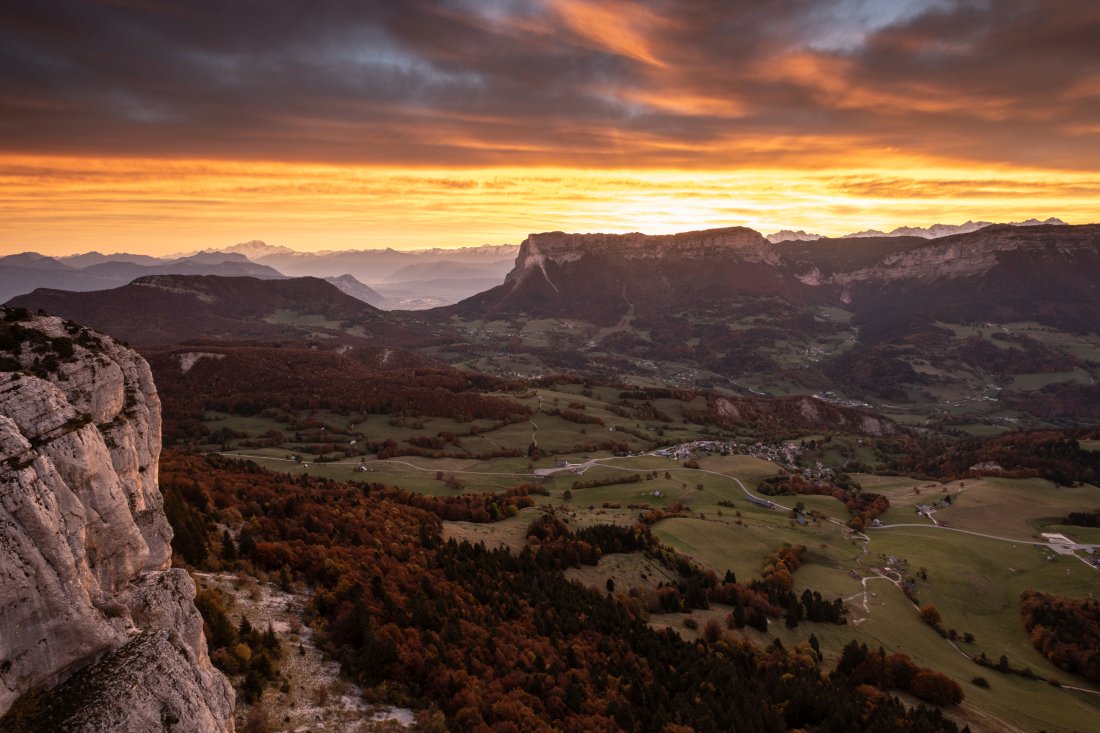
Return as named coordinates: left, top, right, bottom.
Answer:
left=8, top=275, right=395, bottom=347
left=767, top=217, right=1068, bottom=243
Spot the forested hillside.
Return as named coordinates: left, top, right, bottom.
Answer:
left=162, top=452, right=966, bottom=732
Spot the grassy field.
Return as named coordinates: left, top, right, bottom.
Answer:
left=1009, top=368, right=1094, bottom=391
left=852, top=526, right=1100, bottom=732
left=647, top=515, right=1100, bottom=732
left=442, top=511, right=536, bottom=552
left=565, top=552, right=681, bottom=595
left=927, top=477, right=1099, bottom=539
left=642, top=521, right=1100, bottom=726
left=210, top=384, right=748, bottom=467
left=614, top=465, right=1100, bottom=732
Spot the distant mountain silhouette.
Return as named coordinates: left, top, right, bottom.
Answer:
left=8, top=275, right=398, bottom=346
left=323, top=274, right=392, bottom=309
left=0, top=251, right=285, bottom=303
left=766, top=217, right=1068, bottom=243
left=57, top=251, right=163, bottom=267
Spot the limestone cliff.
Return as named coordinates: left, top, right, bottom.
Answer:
left=826, top=224, right=1100, bottom=285
left=0, top=312, right=233, bottom=732
left=506, top=227, right=776, bottom=281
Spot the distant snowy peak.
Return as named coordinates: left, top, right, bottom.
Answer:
left=766, top=219, right=1066, bottom=244
left=840, top=218, right=1067, bottom=240
left=409, top=244, right=520, bottom=257
left=178, top=240, right=520, bottom=260
left=220, top=240, right=300, bottom=258
left=843, top=221, right=991, bottom=239
left=766, top=230, right=824, bottom=244
left=1013, top=217, right=1068, bottom=227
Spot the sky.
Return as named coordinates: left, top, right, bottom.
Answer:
left=2, top=0, right=1100, bottom=255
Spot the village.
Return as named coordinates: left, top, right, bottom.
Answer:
left=652, top=438, right=837, bottom=483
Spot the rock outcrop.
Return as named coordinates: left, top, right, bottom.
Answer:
left=0, top=312, right=233, bottom=732
left=507, top=226, right=777, bottom=281
left=829, top=223, right=1099, bottom=285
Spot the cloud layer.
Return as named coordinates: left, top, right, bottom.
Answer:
left=4, top=0, right=1100, bottom=168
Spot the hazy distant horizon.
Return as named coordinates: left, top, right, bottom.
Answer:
left=4, top=216, right=1086, bottom=259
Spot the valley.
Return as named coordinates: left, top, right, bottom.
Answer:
left=182, top=375, right=1100, bottom=732
left=5, top=223, right=1100, bottom=733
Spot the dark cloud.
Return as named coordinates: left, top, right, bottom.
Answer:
left=1, top=0, right=1099, bottom=168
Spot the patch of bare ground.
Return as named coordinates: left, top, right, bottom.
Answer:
left=564, top=552, right=679, bottom=596
left=647, top=604, right=739, bottom=642
left=441, top=515, right=531, bottom=552
left=193, top=572, right=416, bottom=732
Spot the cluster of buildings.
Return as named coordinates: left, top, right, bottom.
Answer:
left=652, top=440, right=836, bottom=485
left=652, top=440, right=737, bottom=461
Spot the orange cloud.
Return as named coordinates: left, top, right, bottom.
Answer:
left=548, top=0, right=669, bottom=67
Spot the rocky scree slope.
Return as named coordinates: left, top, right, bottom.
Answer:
left=0, top=312, right=233, bottom=732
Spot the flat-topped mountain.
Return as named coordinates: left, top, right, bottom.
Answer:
left=456, top=223, right=1100, bottom=329
left=9, top=224, right=1100, bottom=421
left=9, top=275, right=394, bottom=346
left=456, top=227, right=794, bottom=325
left=442, top=223, right=1100, bottom=418
left=785, top=224, right=1100, bottom=332
left=509, top=227, right=775, bottom=267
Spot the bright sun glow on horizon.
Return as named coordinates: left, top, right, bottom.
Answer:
left=2, top=155, right=1098, bottom=256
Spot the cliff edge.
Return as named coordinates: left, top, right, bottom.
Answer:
left=505, top=226, right=775, bottom=284
left=0, top=310, right=233, bottom=732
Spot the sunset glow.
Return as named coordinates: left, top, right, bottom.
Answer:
left=3, top=1, right=1100, bottom=253
left=2, top=155, right=1098, bottom=255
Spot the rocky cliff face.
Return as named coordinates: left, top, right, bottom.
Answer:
left=506, top=226, right=776, bottom=282
left=0, top=313, right=233, bottom=732
left=826, top=224, right=1100, bottom=285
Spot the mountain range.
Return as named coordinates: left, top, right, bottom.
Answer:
left=766, top=217, right=1067, bottom=243
left=1, top=241, right=520, bottom=309
left=0, top=251, right=284, bottom=304
left=439, top=222, right=1100, bottom=422
left=460, top=222, right=1097, bottom=328
left=11, top=221, right=1100, bottom=427
left=2, top=219, right=1069, bottom=309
